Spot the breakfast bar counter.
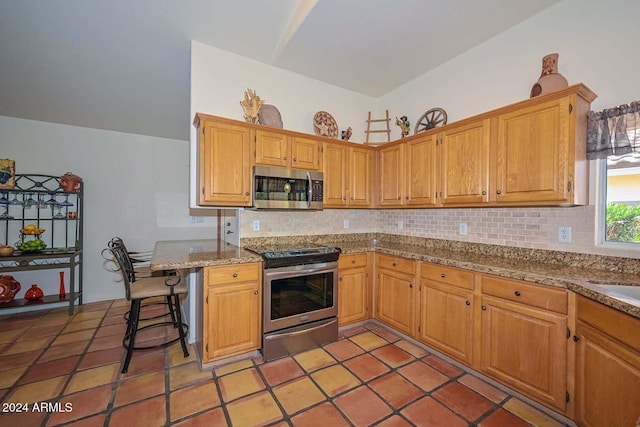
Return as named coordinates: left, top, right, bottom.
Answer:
left=150, top=239, right=261, bottom=271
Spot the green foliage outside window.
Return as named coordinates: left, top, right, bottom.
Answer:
left=606, top=203, right=640, bottom=243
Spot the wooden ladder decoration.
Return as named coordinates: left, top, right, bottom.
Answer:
left=365, top=110, right=391, bottom=144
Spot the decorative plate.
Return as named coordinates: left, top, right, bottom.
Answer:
left=313, top=111, right=338, bottom=138
left=258, top=104, right=283, bottom=128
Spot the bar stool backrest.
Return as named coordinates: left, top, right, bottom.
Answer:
left=106, top=237, right=137, bottom=301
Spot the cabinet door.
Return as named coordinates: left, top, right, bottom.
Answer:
left=405, top=135, right=438, bottom=206
left=291, top=136, right=320, bottom=170
left=339, top=267, right=368, bottom=326
left=493, top=97, right=571, bottom=203
left=323, top=142, right=349, bottom=207
left=480, top=295, right=567, bottom=411
left=418, top=282, right=473, bottom=365
left=349, top=146, right=374, bottom=207
left=379, top=144, right=404, bottom=206
left=440, top=119, right=490, bottom=206
left=255, top=129, right=290, bottom=167
left=376, top=269, right=414, bottom=335
left=199, top=120, right=252, bottom=206
left=204, top=281, right=261, bottom=361
left=574, top=321, right=640, bottom=427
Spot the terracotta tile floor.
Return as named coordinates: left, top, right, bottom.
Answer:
left=0, top=300, right=572, bottom=427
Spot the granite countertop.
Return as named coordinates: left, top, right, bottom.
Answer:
left=150, top=235, right=640, bottom=319
left=150, top=239, right=262, bottom=271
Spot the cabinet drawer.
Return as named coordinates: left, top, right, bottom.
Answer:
left=420, top=263, right=474, bottom=290
left=377, top=254, right=415, bottom=275
left=205, top=262, right=261, bottom=285
left=481, top=275, right=567, bottom=314
left=577, top=295, right=640, bottom=352
left=339, top=253, right=368, bottom=269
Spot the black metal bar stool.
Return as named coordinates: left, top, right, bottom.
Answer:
left=103, top=237, right=189, bottom=373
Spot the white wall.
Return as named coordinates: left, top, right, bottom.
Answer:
left=1, top=116, right=216, bottom=303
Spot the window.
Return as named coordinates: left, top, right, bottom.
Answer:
left=601, top=154, right=640, bottom=245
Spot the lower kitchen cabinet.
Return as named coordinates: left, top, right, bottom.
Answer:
left=417, top=263, right=475, bottom=365
left=574, top=295, right=640, bottom=427
left=338, top=253, right=371, bottom=326
left=202, top=262, right=262, bottom=363
left=479, top=275, right=569, bottom=412
left=375, top=254, right=416, bottom=335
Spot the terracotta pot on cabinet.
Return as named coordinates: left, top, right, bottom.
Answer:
left=60, top=172, right=82, bottom=192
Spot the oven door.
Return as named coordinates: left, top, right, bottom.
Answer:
left=263, top=261, right=338, bottom=333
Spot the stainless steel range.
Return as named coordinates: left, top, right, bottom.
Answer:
left=246, top=245, right=341, bottom=361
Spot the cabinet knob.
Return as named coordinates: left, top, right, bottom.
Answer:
left=339, top=277, right=343, bottom=281
left=496, top=190, right=502, bottom=195
left=351, top=260, right=356, bottom=264
left=283, top=156, right=287, bottom=160
left=245, top=192, right=250, bottom=196
left=409, top=283, right=413, bottom=288
left=440, top=273, right=445, bottom=278
left=232, top=273, right=238, bottom=278
left=573, top=335, right=580, bottom=342
left=514, top=291, right=521, bottom=297
left=405, top=196, right=409, bottom=200
left=481, top=305, right=487, bottom=311
left=465, top=300, right=471, bottom=306
left=343, top=196, right=347, bottom=200
left=253, top=290, right=258, bottom=295
left=392, top=262, right=397, bottom=267
left=293, top=157, right=297, bottom=162
left=481, top=190, right=486, bottom=195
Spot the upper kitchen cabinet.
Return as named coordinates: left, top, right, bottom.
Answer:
left=440, top=118, right=491, bottom=206
left=491, top=85, right=596, bottom=206
left=255, top=130, right=321, bottom=170
left=323, top=141, right=374, bottom=208
left=195, top=114, right=253, bottom=207
left=405, top=134, right=438, bottom=207
left=378, top=142, right=404, bottom=206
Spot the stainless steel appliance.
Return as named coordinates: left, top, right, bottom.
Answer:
left=246, top=245, right=341, bottom=361
left=252, top=165, right=323, bottom=210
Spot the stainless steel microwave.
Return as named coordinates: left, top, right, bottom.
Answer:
left=252, top=165, right=323, bottom=210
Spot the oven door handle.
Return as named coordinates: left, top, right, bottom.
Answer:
left=264, top=317, right=338, bottom=340
left=264, top=266, right=337, bottom=279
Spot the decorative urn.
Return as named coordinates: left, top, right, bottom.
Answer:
left=60, top=172, right=82, bottom=192
left=0, top=275, right=21, bottom=303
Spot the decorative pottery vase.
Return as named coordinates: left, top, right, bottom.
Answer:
left=25, top=284, right=44, bottom=301
left=530, top=53, right=568, bottom=98
left=0, top=275, right=21, bottom=303
left=59, top=271, right=66, bottom=300
left=60, top=172, right=82, bottom=192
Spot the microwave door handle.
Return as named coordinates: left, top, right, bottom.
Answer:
left=307, top=171, right=312, bottom=208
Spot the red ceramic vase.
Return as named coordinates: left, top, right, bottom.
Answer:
left=25, top=284, right=44, bottom=301
left=0, top=275, right=21, bottom=303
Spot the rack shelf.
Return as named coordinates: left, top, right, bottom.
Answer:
left=0, top=174, right=83, bottom=315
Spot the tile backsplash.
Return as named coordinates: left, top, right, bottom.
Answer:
left=239, top=205, right=638, bottom=259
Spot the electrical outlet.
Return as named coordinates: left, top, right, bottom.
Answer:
left=252, top=220, right=260, bottom=231
left=558, top=226, right=571, bottom=243
left=343, top=219, right=349, bottom=229
left=398, top=220, right=404, bottom=230
left=459, top=223, right=468, bottom=235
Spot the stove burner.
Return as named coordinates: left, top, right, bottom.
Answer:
left=245, top=246, right=341, bottom=268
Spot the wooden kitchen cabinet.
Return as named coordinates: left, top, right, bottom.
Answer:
left=491, top=87, right=595, bottom=205
left=417, top=263, right=475, bottom=365
left=439, top=118, right=490, bottom=206
left=202, top=262, right=262, bottom=362
left=378, top=143, right=404, bottom=207
left=405, top=134, right=438, bottom=206
left=255, top=129, right=321, bottom=170
left=479, top=275, right=569, bottom=412
left=338, top=253, right=371, bottom=325
left=375, top=254, right=416, bottom=335
left=195, top=115, right=252, bottom=206
left=574, top=295, right=640, bottom=427
left=323, top=141, right=374, bottom=207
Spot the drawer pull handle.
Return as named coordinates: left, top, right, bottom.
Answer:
left=392, top=262, right=397, bottom=267
left=440, top=273, right=446, bottom=278
left=352, top=260, right=356, bottom=264
left=232, top=273, right=238, bottom=278
left=253, top=290, right=258, bottom=295
left=481, top=305, right=487, bottom=311
left=409, top=283, right=413, bottom=288
left=496, top=190, right=502, bottom=195
left=514, top=291, right=521, bottom=297
left=465, top=300, right=471, bottom=306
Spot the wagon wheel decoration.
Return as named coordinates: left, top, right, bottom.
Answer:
left=414, top=108, right=447, bottom=134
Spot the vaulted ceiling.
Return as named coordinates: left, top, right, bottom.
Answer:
left=0, top=0, right=560, bottom=140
